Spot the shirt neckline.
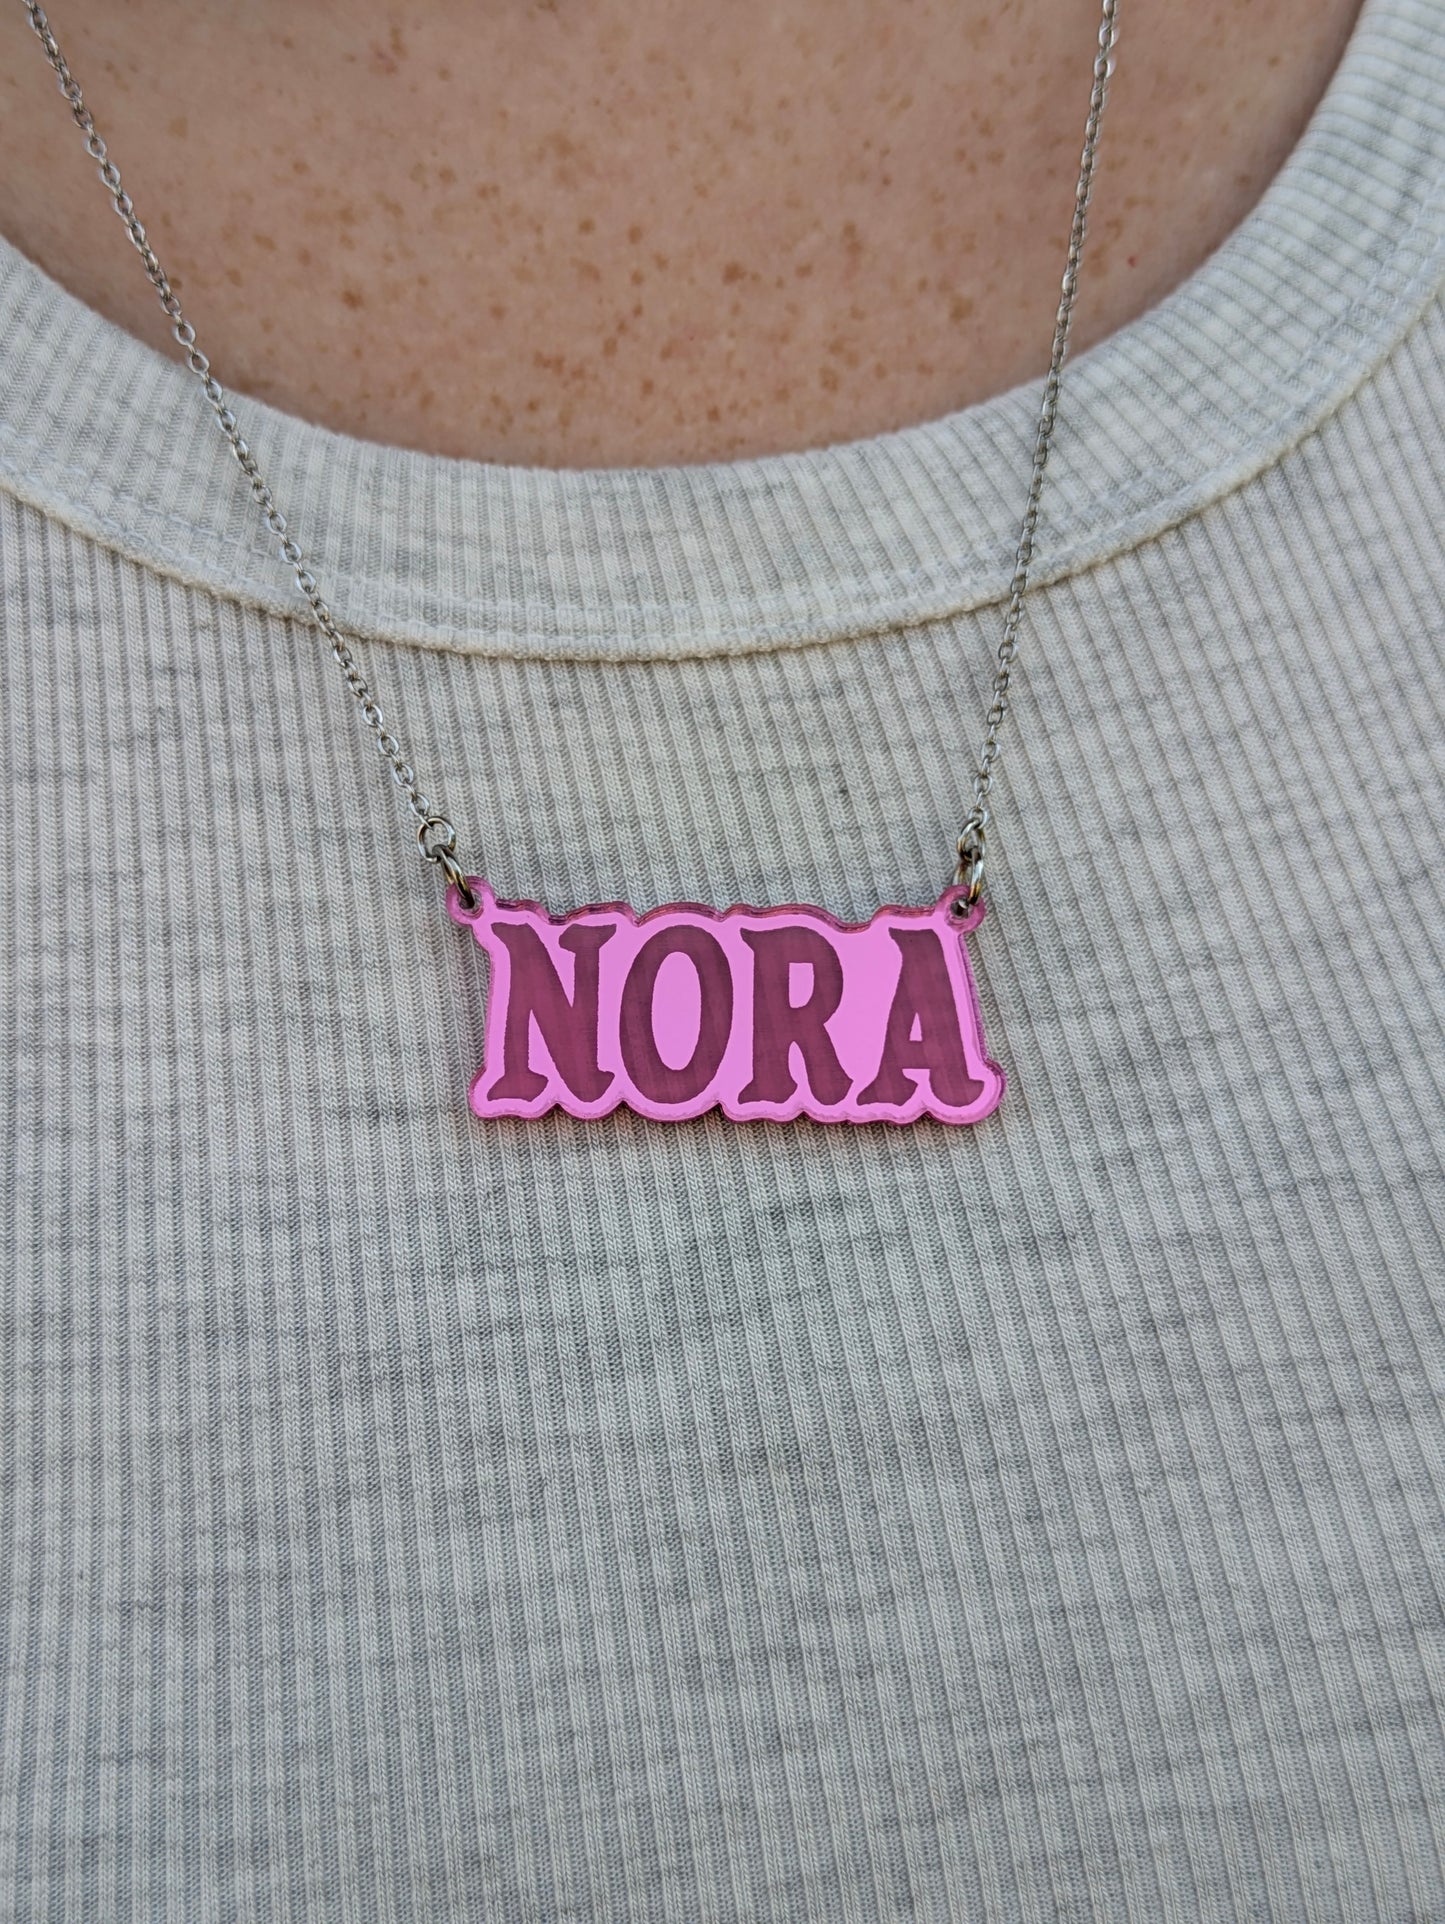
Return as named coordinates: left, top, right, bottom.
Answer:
left=0, top=0, right=1442, bottom=664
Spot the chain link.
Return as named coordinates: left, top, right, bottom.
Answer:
left=953, top=0, right=1119, bottom=906
left=21, top=0, right=475, bottom=911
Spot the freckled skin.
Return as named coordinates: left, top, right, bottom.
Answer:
left=0, top=0, right=1360, bottom=466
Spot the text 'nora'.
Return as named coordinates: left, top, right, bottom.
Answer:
left=450, top=884, right=1006, bottom=1127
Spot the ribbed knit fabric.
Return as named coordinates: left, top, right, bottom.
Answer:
left=2, top=0, right=1444, bottom=1916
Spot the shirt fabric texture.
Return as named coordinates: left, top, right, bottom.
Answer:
left=2, top=0, right=1444, bottom=1916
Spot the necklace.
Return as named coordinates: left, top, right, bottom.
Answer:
left=24, top=0, right=1118, bottom=1130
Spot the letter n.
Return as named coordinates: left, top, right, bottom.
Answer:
left=486, top=921, right=616, bottom=1105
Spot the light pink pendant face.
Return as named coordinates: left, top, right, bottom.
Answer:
left=449, top=882, right=1006, bottom=1127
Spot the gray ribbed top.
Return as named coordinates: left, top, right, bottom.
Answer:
left=2, top=0, right=1444, bottom=1918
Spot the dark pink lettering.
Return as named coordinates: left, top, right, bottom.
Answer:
left=454, top=881, right=1005, bottom=1127
left=857, top=929, right=985, bottom=1109
left=619, top=925, right=733, bottom=1106
left=486, top=921, right=616, bottom=1105
left=739, top=925, right=851, bottom=1107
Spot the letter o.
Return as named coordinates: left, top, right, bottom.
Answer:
left=618, top=925, right=734, bottom=1107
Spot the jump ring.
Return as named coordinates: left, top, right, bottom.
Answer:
left=417, top=816, right=476, bottom=911
left=417, top=815, right=457, bottom=859
left=952, top=818, right=987, bottom=906
left=951, top=852, right=986, bottom=906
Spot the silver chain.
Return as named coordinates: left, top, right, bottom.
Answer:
left=23, top=0, right=1116, bottom=921
left=21, top=0, right=475, bottom=909
left=953, top=0, right=1118, bottom=908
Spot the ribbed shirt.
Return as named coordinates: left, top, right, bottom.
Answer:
left=2, top=0, right=1444, bottom=1916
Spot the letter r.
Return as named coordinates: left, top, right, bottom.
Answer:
left=739, top=924, right=852, bottom=1108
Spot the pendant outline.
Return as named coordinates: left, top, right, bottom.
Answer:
left=449, top=879, right=1006, bottom=1128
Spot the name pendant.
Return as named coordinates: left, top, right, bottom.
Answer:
left=449, top=882, right=1006, bottom=1128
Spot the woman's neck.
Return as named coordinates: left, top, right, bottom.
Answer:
left=0, top=0, right=1361, bottom=467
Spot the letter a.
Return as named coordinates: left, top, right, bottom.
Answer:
left=486, top=921, right=616, bottom=1105
left=857, top=928, right=984, bottom=1109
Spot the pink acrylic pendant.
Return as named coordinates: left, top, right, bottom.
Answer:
left=448, top=881, right=1006, bottom=1127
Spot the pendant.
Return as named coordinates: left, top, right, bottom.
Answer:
left=448, top=881, right=1006, bottom=1127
